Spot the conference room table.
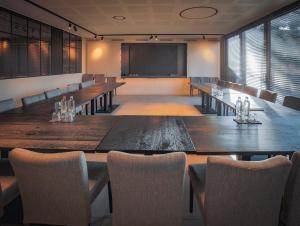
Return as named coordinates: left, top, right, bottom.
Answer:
left=0, top=83, right=300, bottom=159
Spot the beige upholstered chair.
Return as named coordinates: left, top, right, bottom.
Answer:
left=230, top=83, right=243, bottom=91
left=224, top=81, right=232, bottom=88
left=9, top=148, right=109, bottom=226
left=217, top=80, right=225, bottom=87
left=45, top=88, right=62, bottom=99
left=82, top=74, right=94, bottom=82
left=22, top=93, right=46, bottom=106
left=81, top=80, right=96, bottom=89
left=259, top=89, right=277, bottom=103
left=106, top=77, right=116, bottom=84
left=189, top=156, right=291, bottom=226
left=281, top=152, right=300, bottom=226
left=107, top=151, right=186, bottom=226
left=243, top=85, right=258, bottom=97
left=0, top=99, right=16, bottom=113
left=283, top=96, right=300, bottom=111
left=0, top=159, right=18, bottom=218
left=94, top=74, right=105, bottom=84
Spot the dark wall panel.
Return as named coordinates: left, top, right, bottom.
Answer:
left=51, top=27, right=63, bottom=75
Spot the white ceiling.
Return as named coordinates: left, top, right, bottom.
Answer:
left=0, top=0, right=297, bottom=38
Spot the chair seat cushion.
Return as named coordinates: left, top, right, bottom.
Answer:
left=189, top=164, right=206, bottom=210
left=87, top=162, right=109, bottom=203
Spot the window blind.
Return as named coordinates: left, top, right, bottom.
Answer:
left=226, top=35, right=241, bottom=82
left=245, top=24, right=267, bottom=90
left=270, top=8, right=300, bottom=103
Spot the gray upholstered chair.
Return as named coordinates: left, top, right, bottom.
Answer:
left=107, top=151, right=186, bottom=226
left=283, top=96, right=300, bottom=111
left=189, top=156, right=291, bottom=226
left=94, top=74, right=105, bottom=84
left=259, top=89, right=277, bottom=103
left=45, top=88, right=62, bottom=99
left=81, top=80, right=96, bottom=89
left=67, top=83, right=80, bottom=93
left=22, top=93, right=46, bottom=106
left=0, top=159, right=18, bottom=218
left=0, top=99, right=16, bottom=113
left=9, top=148, right=109, bottom=226
left=281, top=151, right=300, bottom=226
left=243, top=85, right=258, bottom=97
left=82, top=74, right=94, bottom=82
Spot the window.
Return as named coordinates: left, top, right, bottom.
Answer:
left=227, top=35, right=241, bottom=83
left=270, top=8, right=300, bottom=103
left=244, top=24, right=266, bottom=89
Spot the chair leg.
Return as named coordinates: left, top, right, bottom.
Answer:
left=189, top=181, right=194, bottom=213
left=108, top=181, right=112, bottom=213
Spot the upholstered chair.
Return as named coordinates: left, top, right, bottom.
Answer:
left=259, top=90, right=277, bottom=103
left=0, top=99, right=16, bottom=113
left=67, top=83, right=80, bottom=93
left=94, top=74, right=105, bottom=84
left=81, top=80, right=96, bottom=89
left=82, top=74, right=94, bottom=82
left=283, top=96, right=300, bottom=111
left=230, top=83, right=243, bottom=91
left=22, top=93, right=46, bottom=106
left=189, top=156, right=291, bottom=226
left=243, top=85, right=258, bottom=97
left=9, top=148, right=109, bottom=226
left=281, top=151, right=300, bottom=226
left=0, top=159, right=18, bottom=218
left=45, top=88, right=62, bottom=99
left=107, top=151, right=186, bottom=226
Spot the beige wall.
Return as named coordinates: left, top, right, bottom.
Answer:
left=0, top=39, right=86, bottom=106
left=86, top=40, right=220, bottom=95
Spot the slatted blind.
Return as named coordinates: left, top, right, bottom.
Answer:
left=270, top=8, right=300, bottom=103
left=245, top=24, right=267, bottom=90
left=226, top=35, right=241, bottom=82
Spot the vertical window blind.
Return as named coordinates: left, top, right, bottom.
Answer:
left=270, top=8, right=300, bottom=103
left=227, top=35, right=241, bottom=82
left=244, top=24, right=266, bottom=90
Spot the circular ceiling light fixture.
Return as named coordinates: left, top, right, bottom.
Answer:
left=112, top=16, right=126, bottom=21
left=179, top=6, right=218, bottom=20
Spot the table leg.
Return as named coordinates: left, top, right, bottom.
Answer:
left=109, top=91, right=113, bottom=109
left=91, top=99, right=95, bottom=115
left=103, top=93, right=107, bottom=112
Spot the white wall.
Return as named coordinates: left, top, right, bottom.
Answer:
left=86, top=40, right=220, bottom=95
left=0, top=39, right=86, bottom=106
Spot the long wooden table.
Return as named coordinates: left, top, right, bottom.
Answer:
left=1, top=83, right=300, bottom=157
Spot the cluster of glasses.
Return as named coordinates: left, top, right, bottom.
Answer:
left=235, top=96, right=257, bottom=122
left=211, top=84, right=223, bottom=98
left=51, top=96, right=76, bottom=123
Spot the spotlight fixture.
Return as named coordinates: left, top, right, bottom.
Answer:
left=154, top=35, right=158, bottom=41
left=149, top=35, right=154, bottom=40
left=68, top=23, right=72, bottom=30
left=100, top=36, right=104, bottom=40
left=112, top=16, right=126, bottom=21
left=73, top=25, right=77, bottom=32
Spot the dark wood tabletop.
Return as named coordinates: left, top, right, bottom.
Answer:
left=5, top=82, right=125, bottom=115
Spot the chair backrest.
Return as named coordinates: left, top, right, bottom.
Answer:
left=0, top=98, right=16, bottom=113
left=282, top=152, right=300, bottom=226
left=217, top=80, right=225, bottom=87
left=108, top=151, right=186, bottom=226
left=22, top=93, right=46, bottom=106
left=67, top=83, right=80, bottom=93
left=243, top=85, right=258, bottom=97
left=106, top=77, right=116, bottom=84
left=224, top=81, right=232, bottom=88
left=94, top=74, right=105, bottom=84
left=80, top=80, right=96, bottom=89
left=231, top=83, right=243, bottom=91
left=283, top=96, right=300, bottom=111
left=44, top=88, right=61, bottom=99
left=82, top=74, right=94, bottom=82
left=191, top=77, right=218, bottom=85
left=259, top=90, right=277, bottom=103
left=204, top=156, right=291, bottom=226
left=9, top=148, right=90, bottom=226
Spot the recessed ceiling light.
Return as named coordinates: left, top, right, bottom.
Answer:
left=179, top=6, right=218, bottom=20
left=112, top=16, right=126, bottom=21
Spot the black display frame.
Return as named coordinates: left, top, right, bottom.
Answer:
left=0, top=7, right=82, bottom=80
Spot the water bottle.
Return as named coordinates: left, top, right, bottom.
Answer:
left=243, top=97, right=250, bottom=121
left=68, top=96, right=76, bottom=117
left=236, top=97, right=243, bottom=120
